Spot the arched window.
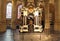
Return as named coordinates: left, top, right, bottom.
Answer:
left=18, top=5, right=22, bottom=19
left=6, top=3, right=12, bottom=19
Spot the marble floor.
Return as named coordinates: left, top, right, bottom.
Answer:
left=0, top=29, right=60, bottom=41
left=0, top=29, right=14, bottom=41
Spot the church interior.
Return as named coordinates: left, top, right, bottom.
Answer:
left=0, top=0, right=60, bottom=41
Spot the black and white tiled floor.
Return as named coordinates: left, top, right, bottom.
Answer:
left=0, top=29, right=60, bottom=41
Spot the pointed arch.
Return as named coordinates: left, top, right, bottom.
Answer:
left=6, top=2, right=12, bottom=19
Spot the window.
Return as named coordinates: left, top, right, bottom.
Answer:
left=6, top=3, right=12, bottom=19
left=18, top=5, right=22, bottom=19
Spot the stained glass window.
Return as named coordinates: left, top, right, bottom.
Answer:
left=6, top=3, right=12, bottom=19
left=18, top=5, right=22, bottom=19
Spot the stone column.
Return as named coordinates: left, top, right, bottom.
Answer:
left=49, top=0, right=55, bottom=33
left=0, top=0, right=2, bottom=32
left=11, top=0, right=17, bottom=29
left=58, top=0, right=60, bottom=31
left=0, top=0, right=1, bottom=22
left=54, top=0, right=60, bottom=31
left=0, top=0, right=6, bottom=32
left=44, top=1, right=50, bottom=30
